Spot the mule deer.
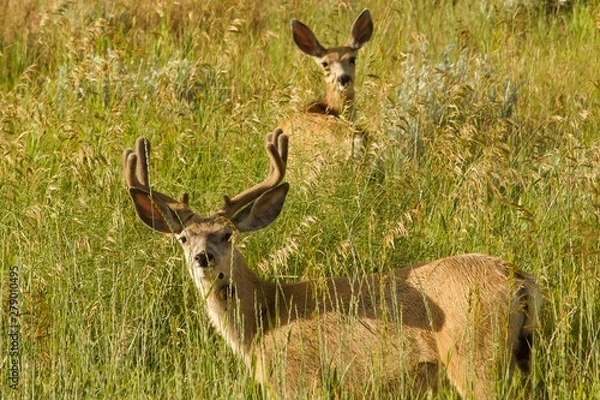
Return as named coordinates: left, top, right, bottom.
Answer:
left=280, top=9, right=373, bottom=167
left=124, top=130, right=540, bottom=399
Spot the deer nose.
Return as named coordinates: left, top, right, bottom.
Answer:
left=338, top=74, right=351, bottom=86
left=194, top=251, right=213, bottom=268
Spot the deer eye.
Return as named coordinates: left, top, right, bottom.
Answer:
left=349, top=57, right=356, bottom=65
left=222, top=232, right=232, bottom=243
left=321, top=61, right=329, bottom=68
left=178, top=236, right=188, bottom=244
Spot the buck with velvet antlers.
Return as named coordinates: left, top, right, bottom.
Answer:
left=280, top=9, right=373, bottom=166
left=124, top=130, right=540, bottom=399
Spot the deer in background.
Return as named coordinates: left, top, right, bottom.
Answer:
left=124, top=129, right=540, bottom=399
left=280, top=9, right=373, bottom=169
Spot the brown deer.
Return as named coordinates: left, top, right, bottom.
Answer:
left=124, top=130, right=540, bottom=399
left=280, top=9, right=373, bottom=168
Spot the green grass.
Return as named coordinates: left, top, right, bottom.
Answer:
left=1, top=0, right=599, bottom=398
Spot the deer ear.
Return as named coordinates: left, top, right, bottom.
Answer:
left=129, top=188, right=184, bottom=234
left=348, top=9, right=373, bottom=49
left=291, top=19, right=326, bottom=57
left=230, top=183, right=289, bottom=232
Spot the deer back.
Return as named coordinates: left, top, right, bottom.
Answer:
left=249, top=254, right=539, bottom=399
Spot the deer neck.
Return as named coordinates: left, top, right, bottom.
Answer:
left=308, top=83, right=356, bottom=119
left=201, top=253, right=274, bottom=363
left=201, top=255, right=318, bottom=365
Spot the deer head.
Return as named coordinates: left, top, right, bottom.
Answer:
left=291, top=9, right=373, bottom=115
left=123, top=129, right=289, bottom=296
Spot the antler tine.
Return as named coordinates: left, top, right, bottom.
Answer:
left=123, top=148, right=134, bottom=185
left=123, top=137, right=183, bottom=205
left=265, top=128, right=288, bottom=177
left=219, top=129, right=288, bottom=218
left=123, top=137, right=149, bottom=189
left=273, top=128, right=288, bottom=168
left=135, top=136, right=149, bottom=188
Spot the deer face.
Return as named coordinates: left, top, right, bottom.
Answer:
left=175, top=217, right=237, bottom=291
left=291, top=9, right=373, bottom=103
left=315, top=47, right=360, bottom=95
left=124, top=130, right=289, bottom=297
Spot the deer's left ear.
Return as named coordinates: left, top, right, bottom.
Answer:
left=291, top=19, right=326, bottom=58
left=230, top=183, right=289, bottom=232
left=348, top=9, right=373, bottom=49
left=129, top=188, right=188, bottom=234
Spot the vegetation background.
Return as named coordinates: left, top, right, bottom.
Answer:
left=0, top=0, right=598, bottom=398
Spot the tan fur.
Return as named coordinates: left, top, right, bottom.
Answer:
left=189, top=248, right=538, bottom=399
left=124, top=132, right=540, bottom=399
left=278, top=114, right=364, bottom=175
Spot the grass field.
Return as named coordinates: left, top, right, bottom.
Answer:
left=1, top=0, right=599, bottom=398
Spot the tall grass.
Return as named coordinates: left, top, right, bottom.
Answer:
left=1, top=0, right=598, bottom=398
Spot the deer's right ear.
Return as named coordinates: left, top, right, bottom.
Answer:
left=348, top=9, right=373, bottom=49
left=129, top=188, right=184, bottom=234
left=291, top=19, right=326, bottom=58
left=230, top=183, right=289, bottom=232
